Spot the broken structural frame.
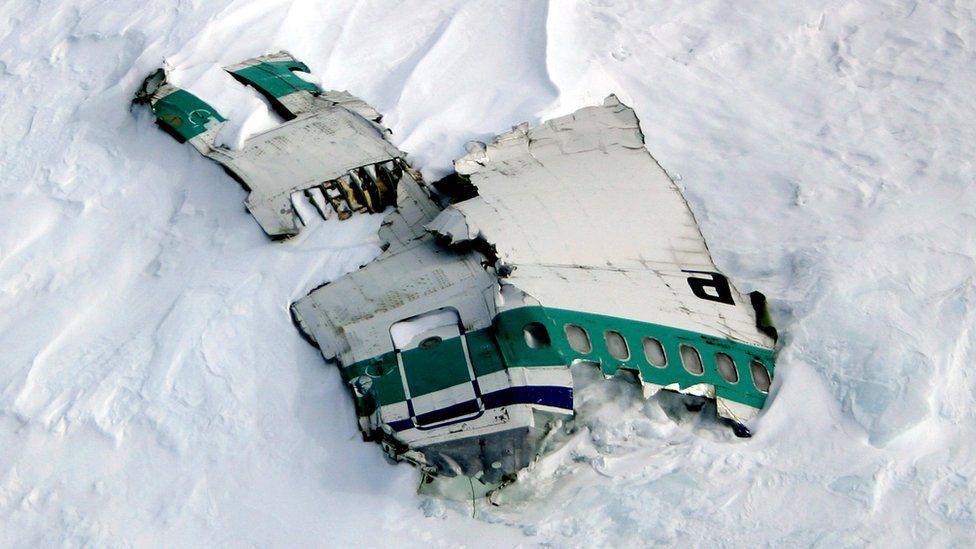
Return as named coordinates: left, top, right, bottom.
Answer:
left=134, top=51, right=406, bottom=238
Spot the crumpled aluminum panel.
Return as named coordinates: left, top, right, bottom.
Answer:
left=135, top=52, right=403, bottom=238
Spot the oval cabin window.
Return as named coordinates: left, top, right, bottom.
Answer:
left=564, top=324, right=592, bottom=354
left=680, top=345, right=704, bottom=375
left=750, top=360, right=771, bottom=393
left=605, top=330, right=630, bottom=361
left=715, top=352, right=739, bottom=383
left=642, top=337, right=667, bottom=368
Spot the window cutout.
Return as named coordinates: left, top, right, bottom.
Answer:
left=680, top=345, right=704, bottom=375
left=564, top=324, right=592, bottom=354
left=715, top=352, right=738, bottom=383
left=642, top=337, right=667, bottom=368
left=750, top=360, right=771, bottom=393
left=523, top=322, right=551, bottom=349
left=605, top=330, right=630, bottom=360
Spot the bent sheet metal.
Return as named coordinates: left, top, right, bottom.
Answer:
left=134, top=52, right=403, bottom=238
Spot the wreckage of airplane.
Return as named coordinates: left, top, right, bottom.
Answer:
left=134, top=52, right=778, bottom=489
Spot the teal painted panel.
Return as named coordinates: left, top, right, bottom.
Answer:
left=340, top=352, right=403, bottom=412
left=151, top=89, right=224, bottom=142
left=400, top=336, right=472, bottom=397
left=230, top=60, right=318, bottom=99
left=465, top=329, right=507, bottom=377
left=492, top=307, right=567, bottom=367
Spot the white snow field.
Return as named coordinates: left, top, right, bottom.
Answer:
left=1, top=0, right=974, bottom=546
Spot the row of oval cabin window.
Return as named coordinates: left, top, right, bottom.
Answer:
left=527, top=322, right=771, bottom=394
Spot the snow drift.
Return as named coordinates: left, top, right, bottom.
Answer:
left=1, top=0, right=974, bottom=546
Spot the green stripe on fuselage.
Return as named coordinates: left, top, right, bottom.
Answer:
left=494, top=307, right=775, bottom=409
left=341, top=306, right=775, bottom=415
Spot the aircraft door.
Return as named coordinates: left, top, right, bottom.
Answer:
left=391, top=308, right=483, bottom=429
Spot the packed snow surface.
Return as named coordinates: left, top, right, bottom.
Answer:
left=1, top=0, right=974, bottom=546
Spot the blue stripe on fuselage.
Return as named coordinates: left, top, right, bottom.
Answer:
left=386, top=385, right=573, bottom=432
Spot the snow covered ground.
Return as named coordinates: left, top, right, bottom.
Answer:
left=1, top=0, right=974, bottom=546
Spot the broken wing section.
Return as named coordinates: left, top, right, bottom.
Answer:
left=432, top=95, right=777, bottom=424
left=134, top=52, right=403, bottom=238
